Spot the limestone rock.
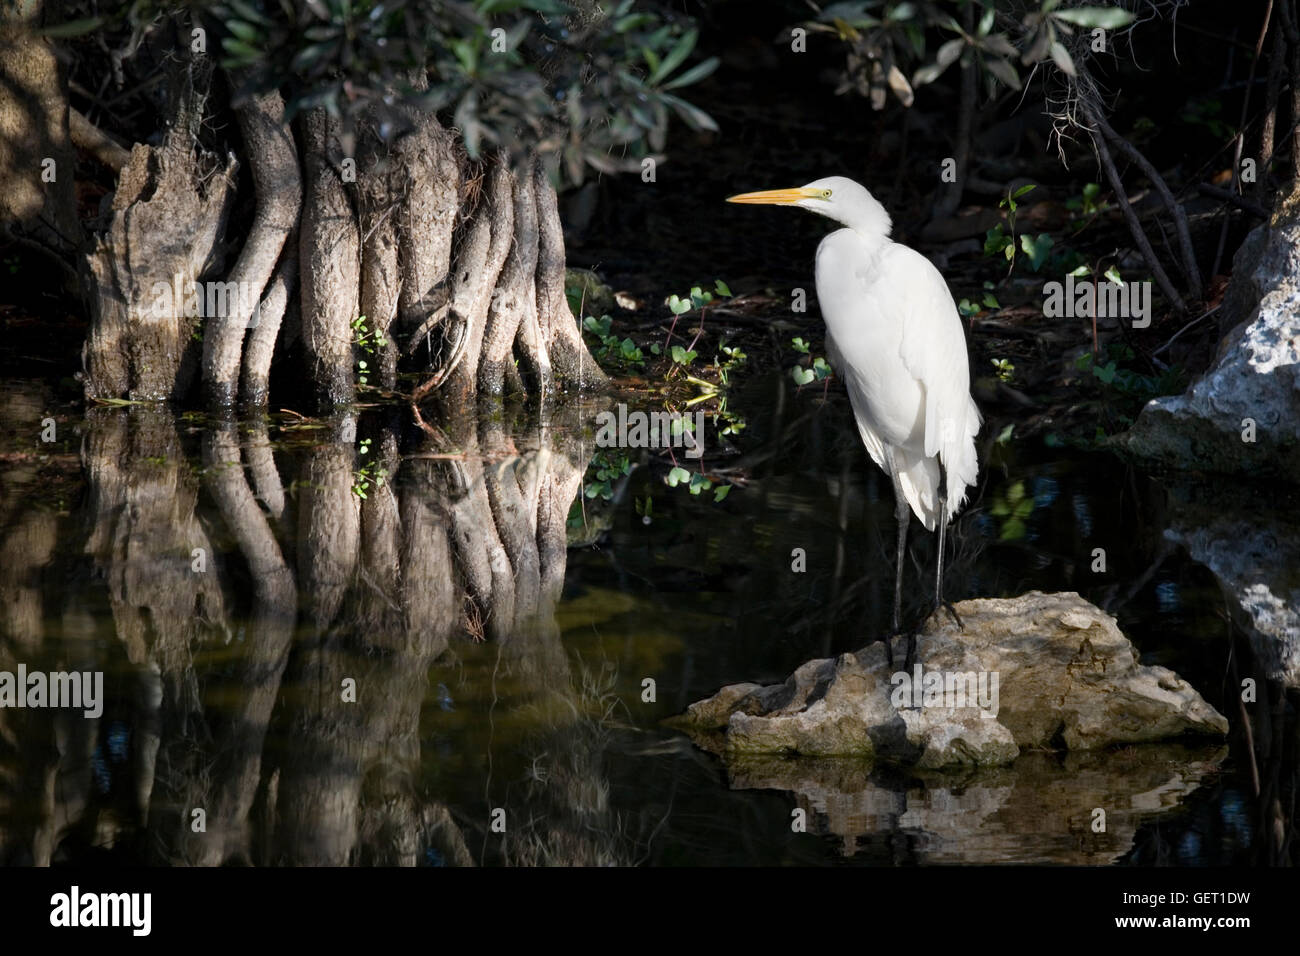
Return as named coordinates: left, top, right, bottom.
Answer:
left=668, top=591, right=1227, bottom=769
left=1120, top=189, right=1300, bottom=477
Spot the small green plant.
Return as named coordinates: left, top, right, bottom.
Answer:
left=990, top=479, right=1035, bottom=541
left=351, top=438, right=389, bottom=499
left=665, top=464, right=730, bottom=501
left=1075, top=343, right=1184, bottom=400
left=791, top=355, right=833, bottom=387
left=663, top=279, right=732, bottom=360
left=991, top=358, right=1015, bottom=383
left=1065, top=182, right=1108, bottom=231
left=352, top=315, right=388, bottom=386
left=635, top=495, right=654, bottom=524
left=582, top=314, right=645, bottom=369
left=716, top=342, right=747, bottom=386
left=670, top=345, right=698, bottom=366
left=1019, top=232, right=1054, bottom=272
left=958, top=286, right=1000, bottom=322
left=583, top=451, right=633, bottom=501
left=789, top=336, right=832, bottom=386
left=984, top=184, right=1044, bottom=274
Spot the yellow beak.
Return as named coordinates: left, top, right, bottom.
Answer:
left=726, top=186, right=819, bottom=205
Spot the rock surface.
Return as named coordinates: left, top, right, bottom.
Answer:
left=1120, top=187, right=1300, bottom=477
left=668, top=591, right=1228, bottom=769
left=1159, top=478, right=1300, bottom=686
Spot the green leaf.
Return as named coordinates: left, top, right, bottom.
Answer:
left=999, top=517, right=1026, bottom=540
left=661, top=93, right=719, bottom=133
left=650, top=28, right=698, bottom=86
left=791, top=337, right=810, bottom=354
left=983, top=226, right=1009, bottom=257
left=984, top=56, right=1022, bottom=90
left=914, top=37, right=964, bottom=85
left=713, top=484, right=731, bottom=502
left=791, top=366, right=815, bottom=386
left=996, top=423, right=1015, bottom=444
left=714, top=279, right=732, bottom=297
left=662, top=56, right=719, bottom=91
left=666, top=466, right=691, bottom=487
left=39, top=16, right=106, bottom=38
left=221, top=37, right=263, bottom=62
left=1052, top=7, right=1136, bottom=29
left=1012, top=183, right=1037, bottom=199
left=227, top=20, right=262, bottom=44
left=982, top=292, right=1000, bottom=309
left=1049, top=40, right=1076, bottom=76
left=1019, top=233, right=1055, bottom=271
left=668, top=295, right=691, bottom=315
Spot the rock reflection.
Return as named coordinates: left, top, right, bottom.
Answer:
left=726, top=744, right=1227, bottom=863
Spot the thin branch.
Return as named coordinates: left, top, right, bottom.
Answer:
left=1079, top=97, right=1188, bottom=313
left=68, top=108, right=131, bottom=171
left=1197, top=183, right=1270, bottom=219
left=1089, top=97, right=1203, bottom=298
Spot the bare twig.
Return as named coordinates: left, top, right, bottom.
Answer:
left=1079, top=96, right=1188, bottom=313
left=1197, top=183, right=1270, bottom=219
left=1214, top=1, right=1274, bottom=276
left=1088, top=97, right=1203, bottom=298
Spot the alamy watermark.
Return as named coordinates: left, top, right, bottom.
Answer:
left=50, top=886, right=151, bottom=936
left=1042, top=274, right=1152, bottom=328
left=0, top=665, right=103, bottom=718
left=595, top=403, right=705, bottom=459
left=890, top=665, right=1000, bottom=719
left=150, top=273, right=262, bottom=326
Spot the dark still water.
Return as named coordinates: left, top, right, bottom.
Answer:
left=0, top=374, right=1292, bottom=866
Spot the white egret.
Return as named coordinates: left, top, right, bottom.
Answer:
left=727, top=176, right=981, bottom=660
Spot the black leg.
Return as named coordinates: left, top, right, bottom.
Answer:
left=933, top=462, right=963, bottom=630
left=935, top=463, right=947, bottom=610
left=893, top=477, right=909, bottom=633
left=885, top=468, right=909, bottom=668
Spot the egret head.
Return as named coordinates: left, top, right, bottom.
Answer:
left=727, top=176, right=892, bottom=238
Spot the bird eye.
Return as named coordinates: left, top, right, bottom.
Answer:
left=822, top=189, right=833, bottom=199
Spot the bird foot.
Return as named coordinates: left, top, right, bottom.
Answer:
left=927, top=599, right=964, bottom=630
left=882, top=625, right=919, bottom=672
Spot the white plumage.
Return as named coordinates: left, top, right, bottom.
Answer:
left=728, top=175, right=981, bottom=641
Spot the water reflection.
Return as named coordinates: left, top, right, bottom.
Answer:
left=0, top=374, right=1297, bottom=865
left=0, top=398, right=633, bottom=866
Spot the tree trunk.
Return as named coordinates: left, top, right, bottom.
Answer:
left=83, top=60, right=237, bottom=402
left=299, top=109, right=360, bottom=412
left=0, top=0, right=80, bottom=261
left=75, top=69, right=606, bottom=411
left=201, top=87, right=300, bottom=408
